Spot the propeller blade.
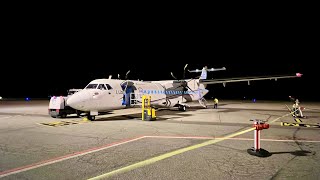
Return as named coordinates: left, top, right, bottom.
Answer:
left=171, top=72, right=177, bottom=80
left=184, top=64, right=188, bottom=70
left=125, top=70, right=131, bottom=80
left=124, top=82, right=128, bottom=94
left=185, top=85, right=195, bottom=93
left=183, top=64, right=188, bottom=79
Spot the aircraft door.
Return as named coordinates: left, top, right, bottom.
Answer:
left=125, top=86, right=133, bottom=106
left=121, top=81, right=135, bottom=107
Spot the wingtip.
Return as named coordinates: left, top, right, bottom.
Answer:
left=296, top=73, right=303, bottom=77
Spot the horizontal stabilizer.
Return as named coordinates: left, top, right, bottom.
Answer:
left=189, top=66, right=227, bottom=80
left=188, top=67, right=226, bottom=73
left=207, top=67, right=226, bottom=72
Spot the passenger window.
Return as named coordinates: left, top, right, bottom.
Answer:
left=105, top=84, right=112, bottom=90
left=98, top=84, right=107, bottom=90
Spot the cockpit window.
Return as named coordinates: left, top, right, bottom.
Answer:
left=85, top=84, right=98, bottom=89
left=97, top=84, right=107, bottom=90
left=105, top=84, right=112, bottom=90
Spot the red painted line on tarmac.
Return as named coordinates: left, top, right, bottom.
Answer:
left=0, top=136, right=145, bottom=178
left=2, top=135, right=320, bottom=178
left=144, top=135, right=215, bottom=139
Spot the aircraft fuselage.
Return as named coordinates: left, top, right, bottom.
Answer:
left=67, top=79, right=208, bottom=112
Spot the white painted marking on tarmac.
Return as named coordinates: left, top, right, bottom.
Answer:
left=0, top=115, right=22, bottom=119
left=0, top=116, right=12, bottom=119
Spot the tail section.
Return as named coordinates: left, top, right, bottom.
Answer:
left=188, top=66, right=225, bottom=108
left=200, top=67, right=208, bottom=80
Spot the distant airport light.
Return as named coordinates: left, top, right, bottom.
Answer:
left=252, top=98, right=256, bottom=103
left=25, top=97, right=30, bottom=101
left=0, top=96, right=2, bottom=100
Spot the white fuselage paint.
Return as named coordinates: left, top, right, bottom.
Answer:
left=67, top=79, right=208, bottom=112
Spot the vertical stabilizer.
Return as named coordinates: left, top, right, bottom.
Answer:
left=200, top=67, right=208, bottom=80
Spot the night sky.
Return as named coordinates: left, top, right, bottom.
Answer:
left=1, top=21, right=318, bottom=101
left=0, top=59, right=317, bottom=101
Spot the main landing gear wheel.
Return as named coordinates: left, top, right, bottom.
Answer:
left=178, top=105, right=186, bottom=111
left=88, top=115, right=95, bottom=121
left=76, top=110, right=82, bottom=117
left=59, top=113, right=67, bottom=118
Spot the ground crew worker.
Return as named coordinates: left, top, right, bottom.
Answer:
left=213, top=98, right=218, bottom=109
left=292, top=99, right=304, bottom=118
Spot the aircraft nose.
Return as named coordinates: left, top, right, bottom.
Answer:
left=67, top=92, right=86, bottom=110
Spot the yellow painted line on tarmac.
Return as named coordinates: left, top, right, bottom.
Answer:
left=270, top=112, right=293, bottom=123
left=88, top=127, right=255, bottom=180
left=39, top=120, right=90, bottom=127
left=281, top=122, right=320, bottom=128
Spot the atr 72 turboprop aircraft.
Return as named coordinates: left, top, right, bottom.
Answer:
left=67, top=64, right=302, bottom=120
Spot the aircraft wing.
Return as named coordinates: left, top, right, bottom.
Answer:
left=199, top=73, right=302, bottom=86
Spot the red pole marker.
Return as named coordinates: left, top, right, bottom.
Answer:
left=254, top=121, right=260, bottom=150
left=247, top=119, right=271, bottom=157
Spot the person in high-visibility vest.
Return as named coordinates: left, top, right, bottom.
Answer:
left=213, top=98, right=219, bottom=109
left=292, top=99, right=304, bottom=118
